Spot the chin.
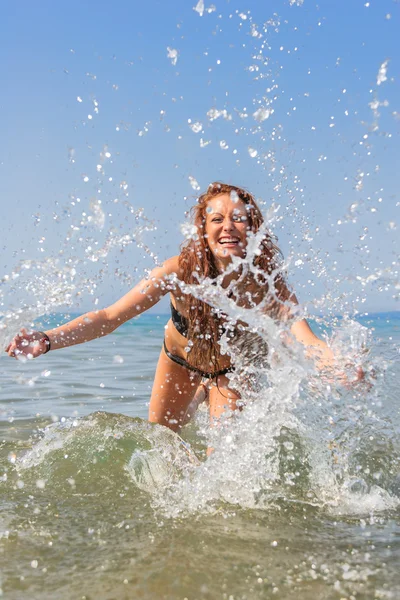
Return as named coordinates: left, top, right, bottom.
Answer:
left=218, top=249, right=246, bottom=262
left=209, top=245, right=246, bottom=266
left=223, top=246, right=245, bottom=257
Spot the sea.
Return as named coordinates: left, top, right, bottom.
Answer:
left=0, top=311, right=399, bottom=599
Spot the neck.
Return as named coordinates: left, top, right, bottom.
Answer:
left=216, top=265, right=243, bottom=289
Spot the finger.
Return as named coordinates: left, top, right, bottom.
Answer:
left=356, top=367, right=365, bottom=380
left=15, top=328, right=29, bottom=341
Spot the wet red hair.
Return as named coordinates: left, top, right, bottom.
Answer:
left=178, top=182, right=283, bottom=369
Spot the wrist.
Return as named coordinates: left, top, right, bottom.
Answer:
left=38, top=332, right=51, bottom=354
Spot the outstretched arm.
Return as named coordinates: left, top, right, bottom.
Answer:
left=290, top=317, right=335, bottom=370
left=273, top=277, right=336, bottom=370
left=6, top=256, right=180, bottom=359
left=274, top=281, right=364, bottom=382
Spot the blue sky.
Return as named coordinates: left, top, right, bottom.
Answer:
left=0, top=0, right=398, bottom=316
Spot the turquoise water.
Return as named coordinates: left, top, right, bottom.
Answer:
left=1, top=312, right=400, bottom=599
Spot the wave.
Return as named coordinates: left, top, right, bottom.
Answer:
left=2, top=393, right=398, bottom=519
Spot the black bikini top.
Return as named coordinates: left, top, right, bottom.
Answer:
left=170, top=302, right=189, bottom=337
left=170, top=299, right=231, bottom=338
left=170, top=282, right=237, bottom=338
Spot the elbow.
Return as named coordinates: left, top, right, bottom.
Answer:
left=102, top=307, right=126, bottom=334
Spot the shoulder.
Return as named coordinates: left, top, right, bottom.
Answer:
left=149, top=256, right=183, bottom=281
left=159, top=256, right=182, bottom=277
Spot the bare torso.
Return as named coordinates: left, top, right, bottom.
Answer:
left=165, top=262, right=277, bottom=373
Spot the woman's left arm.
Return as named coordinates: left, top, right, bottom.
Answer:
left=274, top=278, right=363, bottom=381
left=276, top=283, right=335, bottom=370
left=290, top=318, right=335, bottom=370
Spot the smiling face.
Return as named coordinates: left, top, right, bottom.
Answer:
left=204, top=193, right=250, bottom=270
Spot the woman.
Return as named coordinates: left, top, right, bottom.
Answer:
left=6, top=182, right=339, bottom=432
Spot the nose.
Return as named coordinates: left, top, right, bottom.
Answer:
left=222, top=217, right=235, bottom=231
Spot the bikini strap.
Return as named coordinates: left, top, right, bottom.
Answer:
left=170, top=302, right=189, bottom=337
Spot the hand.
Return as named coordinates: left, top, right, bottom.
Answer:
left=343, top=363, right=375, bottom=391
left=5, top=328, right=49, bottom=360
left=308, top=344, right=368, bottom=388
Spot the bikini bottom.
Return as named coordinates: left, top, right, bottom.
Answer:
left=163, top=340, right=234, bottom=380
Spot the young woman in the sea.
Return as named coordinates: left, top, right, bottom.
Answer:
left=5, top=182, right=351, bottom=431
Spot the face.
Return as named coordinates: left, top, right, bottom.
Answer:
left=204, top=193, right=250, bottom=269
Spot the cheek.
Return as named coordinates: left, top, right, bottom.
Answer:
left=204, top=224, right=216, bottom=241
left=203, top=231, right=214, bottom=250
left=239, top=223, right=249, bottom=236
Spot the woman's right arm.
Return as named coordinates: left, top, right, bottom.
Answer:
left=6, top=256, right=181, bottom=359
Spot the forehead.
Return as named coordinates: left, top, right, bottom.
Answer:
left=206, top=193, right=248, bottom=215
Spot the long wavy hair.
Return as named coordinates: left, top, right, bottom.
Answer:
left=178, top=182, right=283, bottom=369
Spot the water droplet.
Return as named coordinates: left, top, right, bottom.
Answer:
left=207, top=108, right=231, bottom=121
left=167, top=47, right=178, bottom=66
left=189, top=176, right=201, bottom=191
left=194, top=0, right=204, bottom=16
left=200, top=138, right=211, bottom=147
left=377, top=60, right=389, bottom=86
left=188, top=120, right=203, bottom=133
left=283, top=441, right=294, bottom=450
left=253, top=107, right=274, bottom=122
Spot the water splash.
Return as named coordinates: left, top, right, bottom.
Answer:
left=0, top=199, right=157, bottom=351
left=141, top=226, right=399, bottom=518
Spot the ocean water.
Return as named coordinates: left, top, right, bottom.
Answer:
left=0, top=311, right=400, bottom=599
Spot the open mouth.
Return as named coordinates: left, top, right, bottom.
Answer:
left=218, top=237, right=240, bottom=246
